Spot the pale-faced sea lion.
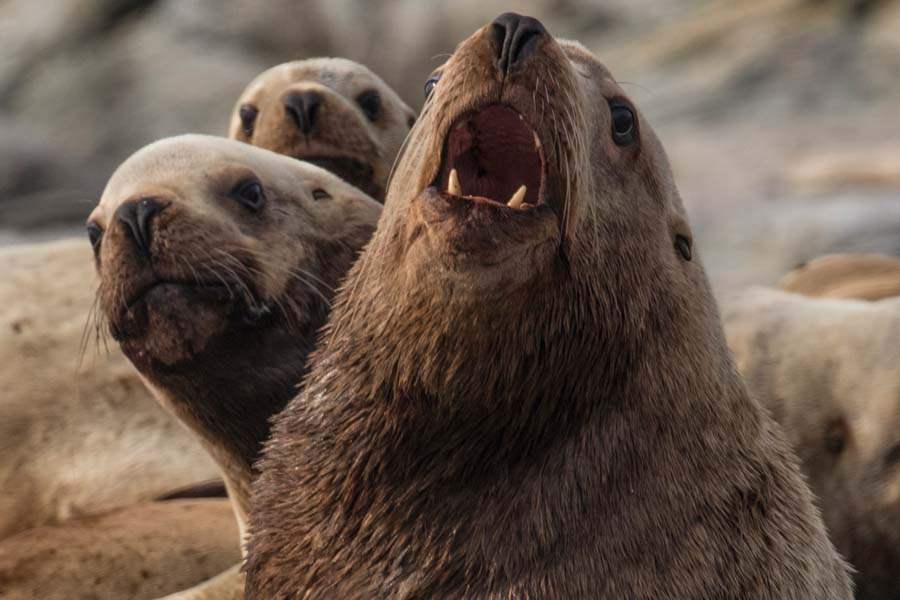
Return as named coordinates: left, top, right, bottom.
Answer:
left=779, top=252, right=900, bottom=300
left=228, top=58, right=416, bottom=202
left=0, top=498, right=238, bottom=600
left=88, top=134, right=381, bottom=596
left=724, top=287, right=900, bottom=600
left=244, top=13, right=853, bottom=598
left=0, top=238, right=218, bottom=540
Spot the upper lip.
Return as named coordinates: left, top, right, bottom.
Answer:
left=430, top=103, right=548, bottom=212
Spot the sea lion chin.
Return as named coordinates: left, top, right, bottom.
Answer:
left=228, top=58, right=416, bottom=202
left=244, top=13, right=852, bottom=599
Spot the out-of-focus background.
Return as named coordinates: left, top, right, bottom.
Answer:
left=1, top=0, right=899, bottom=292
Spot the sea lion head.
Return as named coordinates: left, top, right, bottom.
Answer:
left=228, top=58, right=416, bottom=202
left=336, top=12, right=703, bottom=401
left=87, top=134, right=381, bottom=372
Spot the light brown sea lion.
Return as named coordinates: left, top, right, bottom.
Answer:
left=228, top=58, right=416, bottom=202
left=0, top=499, right=239, bottom=600
left=87, top=134, right=381, bottom=597
left=724, top=286, right=900, bottom=600
left=779, top=252, right=900, bottom=300
left=0, top=238, right=218, bottom=540
left=244, top=13, right=852, bottom=599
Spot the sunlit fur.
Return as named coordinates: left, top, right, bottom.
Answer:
left=228, top=58, right=416, bottom=201
left=245, top=19, right=852, bottom=599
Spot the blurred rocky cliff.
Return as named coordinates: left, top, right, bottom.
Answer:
left=1, top=0, right=899, bottom=289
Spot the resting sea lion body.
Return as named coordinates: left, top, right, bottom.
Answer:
left=88, top=134, right=381, bottom=596
left=779, top=252, right=900, bottom=300
left=0, top=239, right=217, bottom=539
left=245, top=14, right=852, bottom=599
left=229, top=58, right=416, bottom=202
left=0, top=499, right=239, bottom=600
left=725, top=287, right=900, bottom=599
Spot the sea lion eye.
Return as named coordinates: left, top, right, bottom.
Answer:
left=312, top=189, right=331, bottom=201
left=674, top=234, right=692, bottom=261
left=356, top=90, right=381, bottom=121
left=86, top=222, right=103, bottom=256
left=424, top=75, right=440, bottom=99
left=609, top=101, right=636, bottom=146
left=232, top=179, right=266, bottom=212
left=239, top=104, right=258, bottom=136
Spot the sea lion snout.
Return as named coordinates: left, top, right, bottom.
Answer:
left=490, top=12, right=548, bottom=76
left=281, top=89, right=322, bottom=135
left=113, top=196, right=168, bottom=258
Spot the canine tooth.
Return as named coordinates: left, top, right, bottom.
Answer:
left=448, top=169, right=461, bottom=196
left=507, top=185, right=527, bottom=208
left=533, top=131, right=542, bottom=149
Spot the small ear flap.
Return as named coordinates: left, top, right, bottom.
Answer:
left=671, top=214, right=693, bottom=262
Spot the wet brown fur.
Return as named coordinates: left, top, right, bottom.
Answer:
left=245, top=19, right=853, bottom=599
left=229, top=58, right=415, bottom=202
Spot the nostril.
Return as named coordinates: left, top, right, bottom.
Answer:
left=283, top=91, right=322, bottom=135
left=115, top=197, right=166, bottom=258
left=490, top=12, right=547, bottom=76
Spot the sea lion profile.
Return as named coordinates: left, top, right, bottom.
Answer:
left=779, top=252, right=900, bottom=300
left=228, top=58, right=416, bottom=202
left=725, top=287, right=900, bottom=600
left=245, top=13, right=852, bottom=599
left=87, top=135, right=381, bottom=596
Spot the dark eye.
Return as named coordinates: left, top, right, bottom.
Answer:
left=609, top=101, right=637, bottom=146
left=674, top=234, right=692, bottom=261
left=312, top=189, right=331, bottom=201
left=356, top=90, right=381, bottom=121
left=239, top=104, right=258, bottom=136
left=232, top=179, right=266, bottom=212
left=424, top=75, right=440, bottom=99
left=86, top=222, right=103, bottom=256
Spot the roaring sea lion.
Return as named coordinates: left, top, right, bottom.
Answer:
left=0, top=238, right=218, bottom=540
left=0, top=499, right=239, bottom=600
left=779, top=252, right=900, bottom=300
left=244, top=13, right=852, bottom=598
left=724, top=287, right=900, bottom=600
left=228, top=58, right=416, bottom=202
left=88, top=134, right=381, bottom=596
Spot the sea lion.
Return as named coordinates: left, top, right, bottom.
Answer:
left=228, top=58, right=416, bottom=202
left=244, top=13, right=852, bottom=598
left=88, top=134, right=381, bottom=596
left=0, top=498, right=239, bottom=600
left=0, top=238, right=218, bottom=540
left=724, top=287, right=900, bottom=600
left=779, top=252, right=900, bottom=300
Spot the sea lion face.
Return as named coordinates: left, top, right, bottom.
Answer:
left=229, top=58, right=415, bottom=202
left=87, top=135, right=381, bottom=370
left=383, top=13, right=692, bottom=298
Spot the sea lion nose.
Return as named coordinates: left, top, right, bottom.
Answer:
left=115, top=197, right=166, bottom=257
left=490, top=12, right=547, bottom=76
left=283, top=90, right=322, bottom=135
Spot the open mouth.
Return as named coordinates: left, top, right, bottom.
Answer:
left=435, top=105, right=545, bottom=210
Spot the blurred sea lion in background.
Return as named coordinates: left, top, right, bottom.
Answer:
left=725, top=287, right=900, bottom=599
left=779, top=252, right=900, bottom=301
left=0, top=498, right=238, bottom=600
left=0, top=239, right=218, bottom=540
left=228, top=58, right=416, bottom=202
